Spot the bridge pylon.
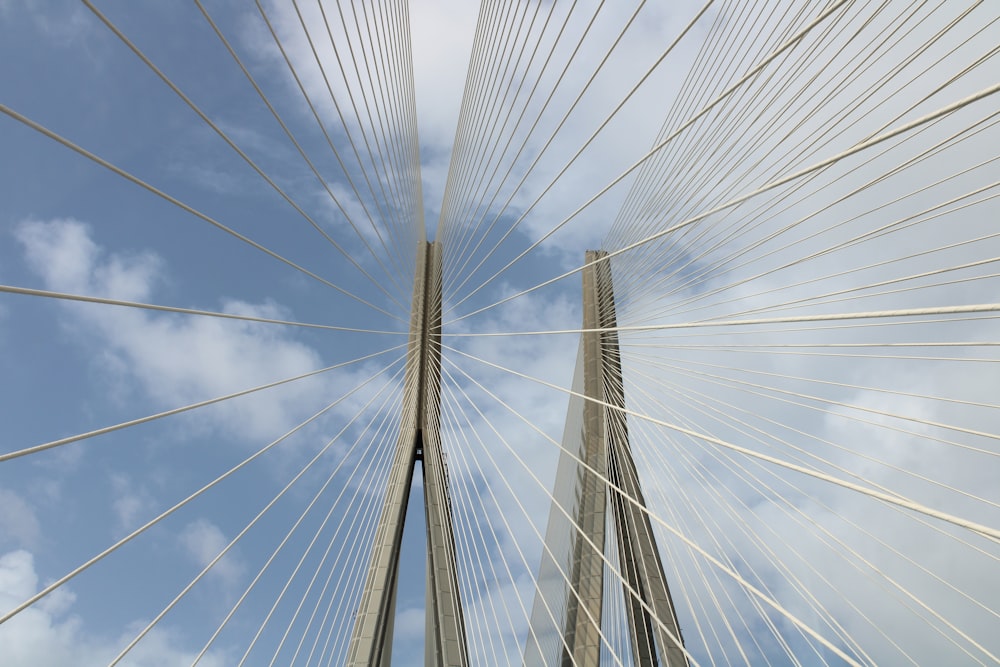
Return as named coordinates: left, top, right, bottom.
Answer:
left=347, top=241, right=469, bottom=667
left=528, top=250, right=687, bottom=666
left=583, top=250, right=687, bottom=667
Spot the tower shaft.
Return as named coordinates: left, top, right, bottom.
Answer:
left=560, top=251, right=687, bottom=666
left=347, top=241, right=468, bottom=667
left=588, top=251, right=687, bottom=667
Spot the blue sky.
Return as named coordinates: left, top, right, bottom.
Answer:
left=2, top=1, right=1000, bottom=666
left=0, top=1, right=671, bottom=663
left=1, top=2, right=450, bottom=663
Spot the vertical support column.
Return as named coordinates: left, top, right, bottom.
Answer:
left=421, top=241, right=469, bottom=666
left=560, top=254, right=610, bottom=667
left=347, top=241, right=468, bottom=667
left=585, top=251, right=688, bottom=667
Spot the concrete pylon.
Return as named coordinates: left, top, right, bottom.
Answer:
left=560, top=250, right=687, bottom=666
left=347, top=241, right=469, bottom=667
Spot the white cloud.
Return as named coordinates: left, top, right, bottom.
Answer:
left=178, top=518, right=245, bottom=591
left=0, top=549, right=226, bottom=667
left=4, top=0, right=93, bottom=45
left=409, top=0, right=478, bottom=152
left=0, top=490, right=41, bottom=550
left=14, top=218, right=337, bottom=442
left=110, top=474, right=156, bottom=536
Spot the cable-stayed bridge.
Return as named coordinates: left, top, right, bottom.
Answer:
left=0, top=1, right=998, bottom=665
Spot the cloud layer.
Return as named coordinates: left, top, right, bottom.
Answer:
left=16, top=218, right=333, bottom=443
left=0, top=549, right=226, bottom=667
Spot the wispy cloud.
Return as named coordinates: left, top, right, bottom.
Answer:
left=15, top=217, right=338, bottom=443
left=0, top=489, right=41, bottom=550
left=178, top=518, right=246, bottom=591
left=0, top=549, right=227, bottom=667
